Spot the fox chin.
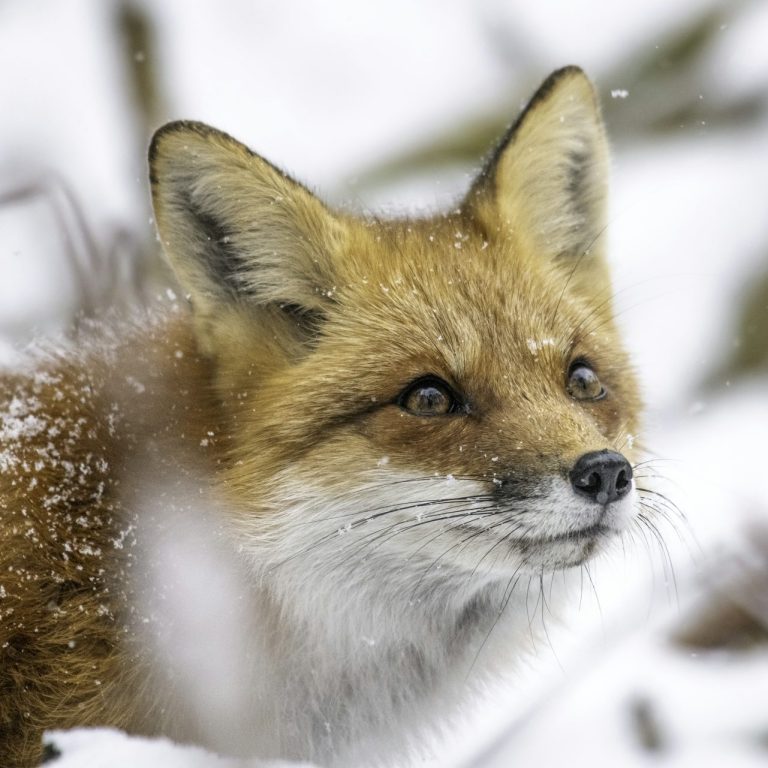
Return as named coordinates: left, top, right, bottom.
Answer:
left=0, top=66, right=642, bottom=768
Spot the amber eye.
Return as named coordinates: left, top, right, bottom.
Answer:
left=567, top=362, right=605, bottom=401
left=398, top=377, right=459, bottom=416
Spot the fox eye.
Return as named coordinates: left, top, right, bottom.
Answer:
left=398, top=377, right=459, bottom=416
left=567, top=361, right=605, bottom=401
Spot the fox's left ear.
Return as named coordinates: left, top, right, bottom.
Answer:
left=465, top=67, right=610, bottom=293
left=149, top=121, right=347, bottom=356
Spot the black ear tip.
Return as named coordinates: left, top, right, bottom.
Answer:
left=535, top=66, right=593, bottom=101
left=41, top=740, right=63, bottom=763
left=552, top=64, right=587, bottom=79
left=148, top=120, right=222, bottom=172
left=147, top=120, right=252, bottom=186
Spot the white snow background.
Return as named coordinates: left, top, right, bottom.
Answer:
left=1, top=0, right=767, bottom=766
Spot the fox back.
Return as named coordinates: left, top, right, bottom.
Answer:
left=0, top=67, right=641, bottom=767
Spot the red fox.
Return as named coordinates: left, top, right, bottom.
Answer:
left=0, top=66, right=641, bottom=767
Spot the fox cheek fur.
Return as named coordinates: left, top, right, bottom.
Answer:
left=0, top=67, right=642, bottom=767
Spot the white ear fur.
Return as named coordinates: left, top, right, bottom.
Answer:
left=149, top=122, right=346, bottom=322
left=468, top=67, right=610, bottom=267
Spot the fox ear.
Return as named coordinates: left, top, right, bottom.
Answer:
left=466, top=67, right=610, bottom=289
left=149, top=121, right=345, bottom=352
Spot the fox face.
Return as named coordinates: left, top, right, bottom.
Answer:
left=150, top=67, right=641, bottom=589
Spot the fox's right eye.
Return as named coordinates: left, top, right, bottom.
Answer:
left=397, top=377, right=460, bottom=417
left=567, top=361, right=606, bottom=401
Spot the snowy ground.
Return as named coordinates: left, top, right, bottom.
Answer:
left=2, top=1, right=767, bottom=766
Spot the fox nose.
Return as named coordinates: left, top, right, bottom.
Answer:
left=569, top=450, right=633, bottom=505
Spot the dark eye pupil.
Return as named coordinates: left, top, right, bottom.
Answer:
left=568, top=365, right=603, bottom=400
left=410, top=386, right=447, bottom=413
left=400, top=378, right=456, bottom=416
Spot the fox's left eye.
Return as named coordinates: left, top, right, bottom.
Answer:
left=398, top=377, right=460, bottom=417
left=567, top=362, right=606, bottom=401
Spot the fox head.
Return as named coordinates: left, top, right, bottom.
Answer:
left=149, top=67, right=641, bottom=592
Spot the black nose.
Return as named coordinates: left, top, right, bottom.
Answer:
left=569, top=450, right=633, bottom=505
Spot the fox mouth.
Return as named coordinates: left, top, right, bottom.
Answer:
left=512, top=520, right=620, bottom=569
left=520, top=522, right=613, bottom=546
left=451, top=515, right=619, bottom=570
left=457, top=520, right=614, bottom=546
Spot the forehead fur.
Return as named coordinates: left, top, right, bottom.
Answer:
left=307, top=213, right=614, bottom=379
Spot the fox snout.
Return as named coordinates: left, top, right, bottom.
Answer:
left=569, top=450, right=633, bottom=506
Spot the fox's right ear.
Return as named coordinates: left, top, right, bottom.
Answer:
left=465, top=67, right=611, bottom=300
left=149, top=121, right=346, bottom=355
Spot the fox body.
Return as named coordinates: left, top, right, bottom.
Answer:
left=0, top=67, right=641, bottom=767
